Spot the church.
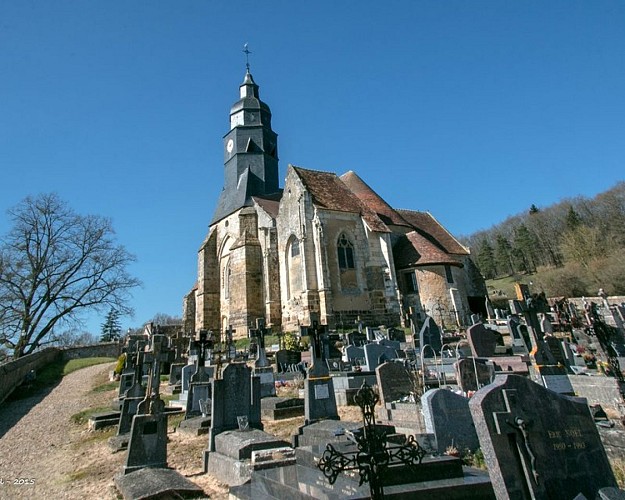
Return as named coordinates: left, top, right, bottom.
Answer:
left=183, top=69, right=486, bottom=338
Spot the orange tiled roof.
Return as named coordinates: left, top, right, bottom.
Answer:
left=396, top=209, right=469, bottom=255
left=393, top=231, right=463, bottom=269
left=339, top=171, right=412, bottom=228
left=292, top=166, right=389, bottom=232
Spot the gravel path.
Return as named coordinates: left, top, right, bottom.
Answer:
left=0, top=362, right=229, bottom=500
left=0, top=363, right=119, bottom=499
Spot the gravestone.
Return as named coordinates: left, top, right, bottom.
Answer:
left=469, top=374, right=618, bottom=499
left=485, top=297, right=495, bottom=320
left=539, top=365, right=575, bottom=395
left=466, top=323, right=499, bottom=358
left=110, top=349, right=148, bottom=450
left=344, top=345, right=365, bottom=365
left=362, top=342, right=398, bottom=371
left=185, top=330, right=215, bottom=417
left=275, top=349, right=301, bottom=372
left=387, top=327, right=406, bottom=342
left=544, top=336, right=566, bottom=366
left=250, top=318, right=276, bottom=397
left=124, top=334, right=170, bottom=474
left=207, top=362, right=262, bottom=453
left=304, top=319, right=339, bottom=424
left=454, top=358, right=494, bottom=393
left=421, top=389, right=479, bottom=454
left=375, top=361, right=413, bottom=405
left=346, top=331, right=367, bottom=346
left=418, top=315, right=442, bottom=357
left=507, top=315, right=529, bottom=355
left=540, top=313, right=554, bottom=335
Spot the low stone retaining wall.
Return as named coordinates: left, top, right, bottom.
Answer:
left=0, top=342, right=121, bottom=405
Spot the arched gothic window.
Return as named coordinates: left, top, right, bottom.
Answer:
left=337, top=233, right=358, bottom=291
left=337, top=234, right=355, bottom=270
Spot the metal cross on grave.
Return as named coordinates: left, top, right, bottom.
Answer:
left=225, top=325, right=236, bottom=360
left=132, top=343, right=145, bottom=389
left=318, top=381, right=426, bottom=499
left=253, top=318, right=270, bottom=367
left=492, top=388, right=540, bottom=497
left=194, top=329, right=214, bottom=369
left=138, top=333, right=173, bottom=415
left=309, top=318, right=325, bottom=361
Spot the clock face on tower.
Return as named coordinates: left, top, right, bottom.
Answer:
left=226, top=139, right=234, bottom=153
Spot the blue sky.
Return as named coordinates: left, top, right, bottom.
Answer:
left=1, top=1, right=624, bottom=334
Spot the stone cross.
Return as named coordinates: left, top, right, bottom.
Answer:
left=491, top=388, right=540, bottom=494
left=138, top=334, right=172, bottom=415
left=252, top=318, right=269, bottom=367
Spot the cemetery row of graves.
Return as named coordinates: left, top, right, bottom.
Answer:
left=98, top=293, right=625, bottom=499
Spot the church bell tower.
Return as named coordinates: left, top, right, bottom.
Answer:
left=211, top=69, right=280, bottom=224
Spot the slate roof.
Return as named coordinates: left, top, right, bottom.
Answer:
left=339, top=171, right=412, bottom=228
left=292, top=166, right=390, bottom=233
left=396, top=209, right=469, bottom=255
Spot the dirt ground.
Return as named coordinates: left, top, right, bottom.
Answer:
left=0, top=363, right=363, bottom=499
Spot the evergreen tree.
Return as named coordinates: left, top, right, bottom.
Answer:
left=529, top=204, right=540, bottom=215
left=513, top=224, right=538, bottom=273
left=476, top=239, right=497, bottom=279
left=494, top=234, right=514, bottom=276
left=565, top=205, right=582, bottom=231
left=100, top=308, right=122, bottom=342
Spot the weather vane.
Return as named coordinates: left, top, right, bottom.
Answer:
left=243, top=43, right=251, bottom=72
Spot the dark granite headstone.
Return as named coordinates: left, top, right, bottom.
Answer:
left=123, top=413, right=168, bottom=474
left=387, top=327, right=406, bottom=343
left=469, top=374, right=618, bottom=500
left=275, top=349, right=301, bottom=372
left=304, top=320, right=338, bottom=424
left=362, top=342, right=398, bottom=371
left=538, top=365, right=574, bottom=395
left=418, top=315, right=442, bottom=357
left=421, top=389, right=479, bottom=454
left=544, top=336, right=566, bottom=366
left=208, top=362, right=262, bottom=452
left=344, top=345, right=365, bottom=364
left=346, top=331, right=367, bottom=346
left=466, top=323, right=499, bottom=358
left=375, top=361, right=413, bottom=405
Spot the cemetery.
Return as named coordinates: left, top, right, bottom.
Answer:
left=1, top=289, right=624, bottom=499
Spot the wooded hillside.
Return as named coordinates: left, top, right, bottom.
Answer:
left=462, top=181, right=625, bottom=297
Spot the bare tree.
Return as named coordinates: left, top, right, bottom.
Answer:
left=0, top=193, right=141, bottom=358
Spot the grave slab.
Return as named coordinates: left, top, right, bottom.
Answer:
left=469, top=374, right=618, bottom=500
left=114, top=467, right=204, bottom=500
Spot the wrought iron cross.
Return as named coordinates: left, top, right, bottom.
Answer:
left=243, top=43, right=251, bottom=71
left=317, top=381, right=426, bottom=499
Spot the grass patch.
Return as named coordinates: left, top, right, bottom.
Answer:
left=168, top=412, right=185, bottom=430
left=91, top=381, right=118, bottom=393
left=9, top=357, right=116, bottom=401
left=70, top=405, right=112, bottom=425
